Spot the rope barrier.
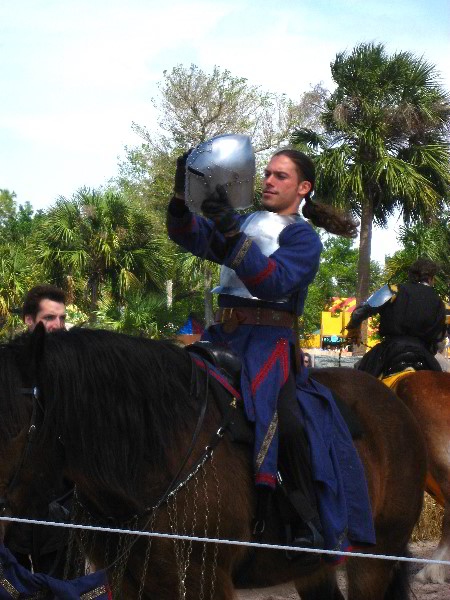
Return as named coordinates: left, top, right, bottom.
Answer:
left=1, top=515, right=449, bottom=567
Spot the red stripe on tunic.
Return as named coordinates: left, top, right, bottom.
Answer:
left=241, top=258, right=276, bottom=288
left=252, top=338, right=289, bottom=395
left=255, top=473, right=277, bottom=486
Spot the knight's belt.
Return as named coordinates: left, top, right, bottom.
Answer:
left=216, top=307, right=295, bottom=329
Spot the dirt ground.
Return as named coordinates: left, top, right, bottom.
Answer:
left=236, top=541, right=449, bottom=599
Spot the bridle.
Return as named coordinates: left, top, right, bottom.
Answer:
left=0, top=386, right=43, bottom=511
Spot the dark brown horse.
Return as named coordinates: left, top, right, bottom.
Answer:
left=0, top=328, right=427, bottom=599
left=391, top=371, right=450, bottom=584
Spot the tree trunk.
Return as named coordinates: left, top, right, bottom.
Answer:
left=166, top=279, right=173, bottom=308
left=204, top=265, right=214, bottom=328
left=66, top=275, right=75, bottom=305
left=89, top=277, right=99, bottom=322
left=356, top=197, right=374, bottom=347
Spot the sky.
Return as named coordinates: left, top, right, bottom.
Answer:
left=1, top=0, right=449, bottom=264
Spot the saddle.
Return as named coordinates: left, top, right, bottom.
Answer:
left=357, top=335, right=442, bottom=378
left=383, top=336, right=442, bottom=376
left=186, top=340, right=242, bottom=390
left=185, top=341, right=253, bottom=445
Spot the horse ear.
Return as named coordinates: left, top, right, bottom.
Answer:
left=28, top=322, right=47, bottom=383
left=31, top=321, right=46, bottom=346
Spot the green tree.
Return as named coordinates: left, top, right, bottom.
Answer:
left=0, top=189, right=16, bottom=225
left=292, top=43, right=450, bottom=340
left=146, top=64, right=325, bottom=152
left=0, top=189, right=44, bottom=243
left=0, top=190, right=45, bottom=335
left=384, top=210, right=449, bottom=298
left=35, top=188, right=171, bottom=314
left=0, top=243, right=38, bottom=337
left=93, top=287, right=205, bottom=338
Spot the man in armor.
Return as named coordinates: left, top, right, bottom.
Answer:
left=167, top=135, right=376, bottom=556
left=346, top=257, right=447, bottom=377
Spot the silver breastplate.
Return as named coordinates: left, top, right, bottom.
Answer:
left=211, top=211, right=301, bottom=301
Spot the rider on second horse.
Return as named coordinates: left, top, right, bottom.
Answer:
left=167, top=135, right=376, bottom=556
left=346, top=257, right=447, bottom=378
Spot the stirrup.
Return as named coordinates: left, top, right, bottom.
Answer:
left=252, top=519, right=266, bottom=536
left=284, top=520, right=324, bottom=561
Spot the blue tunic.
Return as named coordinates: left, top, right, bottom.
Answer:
left=168, top=201, right=376, bottom=550
left=0, top=543, right=110, bottom=599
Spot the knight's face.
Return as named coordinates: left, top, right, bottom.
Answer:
left=262, top=155, right=311, bottom=215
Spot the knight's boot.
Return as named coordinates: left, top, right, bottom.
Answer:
left=252, top=486, right=273, bottom=536
left=277, top=472, right=324, bottom=561
left=276, top=370, right=324, bottom=559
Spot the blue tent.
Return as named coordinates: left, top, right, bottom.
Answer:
left=178, top=314, right=204, bottom=335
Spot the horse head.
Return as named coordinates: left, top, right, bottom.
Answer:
left=0, top=324, right=61, bottom=539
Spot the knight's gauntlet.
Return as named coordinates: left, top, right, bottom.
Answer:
left=346, top=326, right=362, bottom=345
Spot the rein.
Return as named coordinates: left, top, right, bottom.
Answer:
left=4, top=387, right=43, bottom=498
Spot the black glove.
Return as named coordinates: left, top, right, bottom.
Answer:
left=201, top=185, right=239, bottom=235
left=173, top=150, right=191, bottom=198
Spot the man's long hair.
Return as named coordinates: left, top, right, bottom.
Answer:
left=272, top=149, right=358, bottom=238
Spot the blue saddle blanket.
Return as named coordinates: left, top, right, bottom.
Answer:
left=0, top=543, right=110, bottom=599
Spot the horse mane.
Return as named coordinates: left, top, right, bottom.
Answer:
left=0, top=334, right=35, bottom=442
left=32, top=328, right=201, bottom=510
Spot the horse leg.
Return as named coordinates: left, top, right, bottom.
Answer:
left=294, top=567, right=344, bottom=600
left=115, top=530, right=237, bottom=600
left=123, top=559, right=236, bottom=600
left=345, top=517, right=414, bottom=600
left=416, top=502, right=450, bottom=583
left=346, top=556, right=409, bottom=600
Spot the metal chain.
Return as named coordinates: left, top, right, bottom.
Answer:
left=109, top=533, right=126, bottom=598
left=109, top=515, right=138, bottom=598
left=209, top=453, right=221, bottom=600
left=64, top=498, right=81, bottom=580
left=167, top=493, right=185, bottom=598
left=137, top=511, right=156, bottom=600
left=198, top=465, right=208, bottom=600
left=199, top=460, right=211, bottom=600
left=103, top=533, right=111, bottom=573
left=85, top=521, right=98, bottom=575
left=72, top=506, right=92, bottom=578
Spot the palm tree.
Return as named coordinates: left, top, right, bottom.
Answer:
left=0, top=242, right=37, bottom=337
left=292, top=43, right=450, bottom=340
left=35, top=188, right=171, bottom=315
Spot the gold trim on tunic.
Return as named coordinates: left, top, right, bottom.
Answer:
left=256, top=412, right=278, bottom=470
left=0, top=563, right=19, bottom=600
left=231, top=239, right=252, bottom=269
left=81, top=585, right=108, bottom=599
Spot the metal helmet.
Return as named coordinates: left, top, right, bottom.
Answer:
left=185, top=134, right=255, bottom=214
